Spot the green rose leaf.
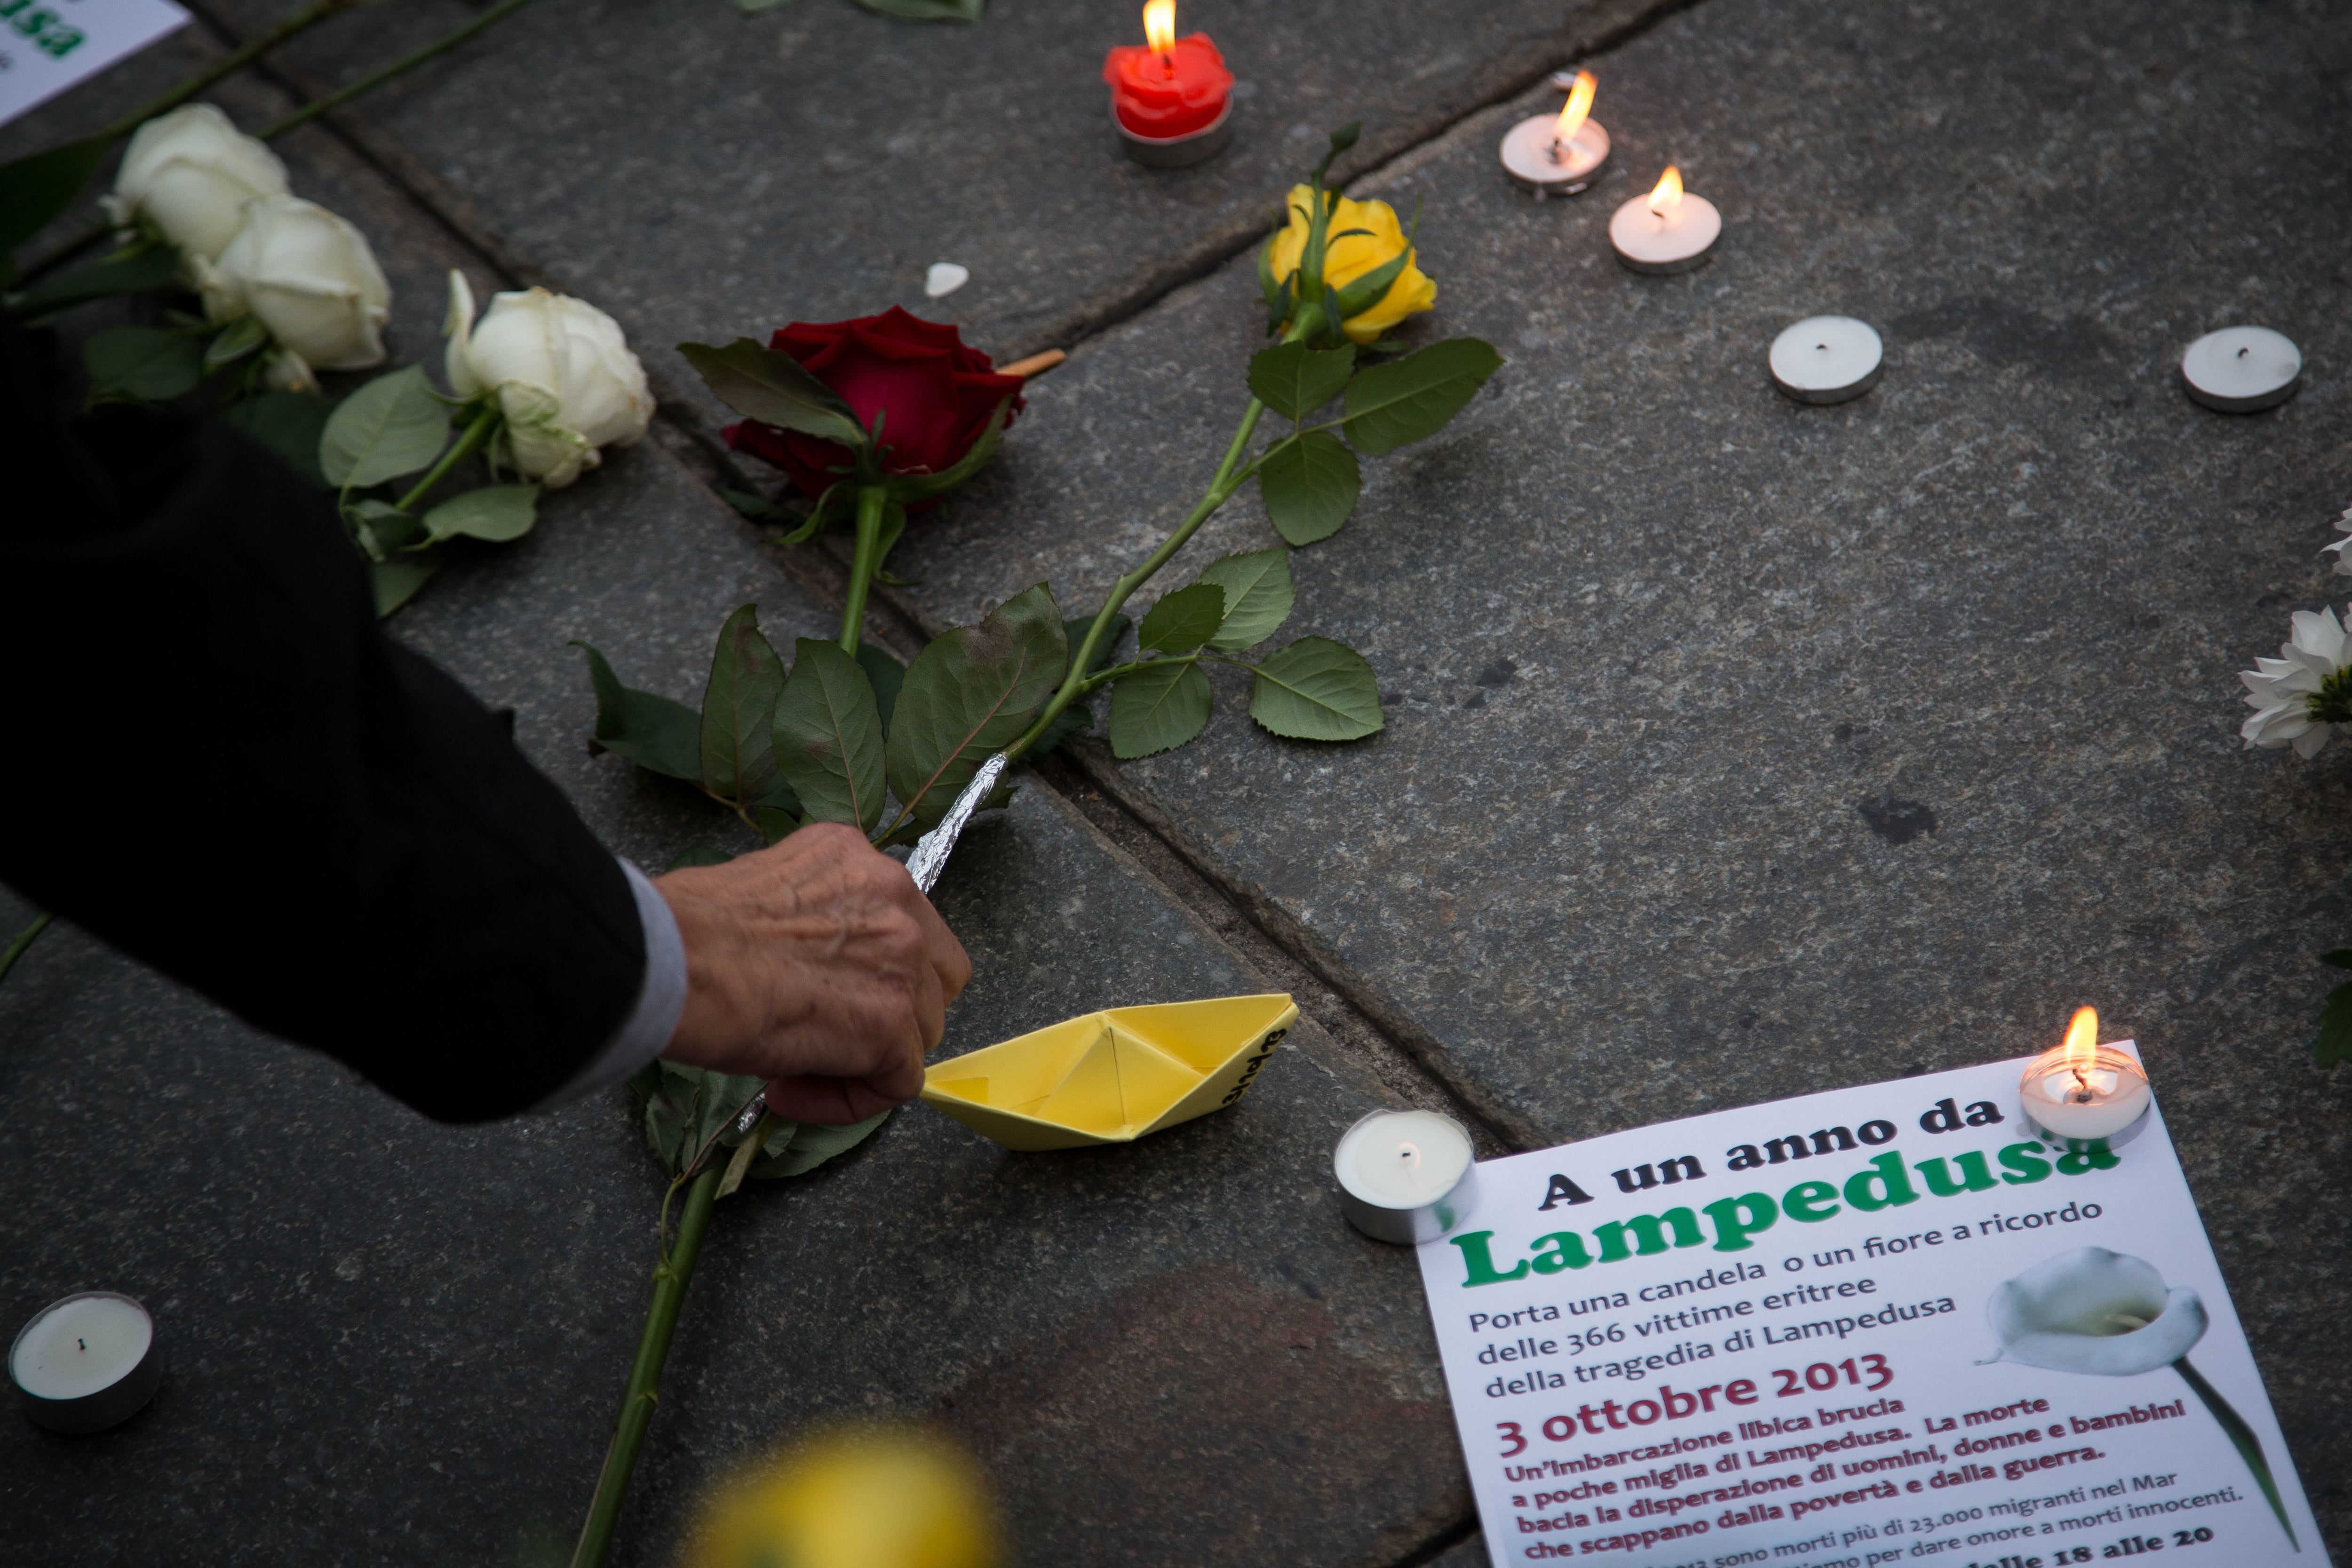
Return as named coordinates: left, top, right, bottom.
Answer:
left=320, top=365, right=451, bottom=488
left=573, top=641, right=704, bottom=781
left=1249, top=636, right=1384, bottom=741
left=223, top=392, right=332, bottom=484
left=700, top=604, right=788, bottom=804
left=856, top=644, right=906, bottom=733
left=630, top=1061, right=766, bottom=1179
left=0, top=135, right=108, bottom=255
left=1257, top=430, right=1361, bottom=546
left=346, top=498, right=421, bottom=557
left=678, top=338, right=865, bottom=448
left=5, top=245, right=177, bottom=319
left=1251, top=341, right=1364, bottom=421
left=370, top=556, right=440, bottom=619
left=1248, top=342, right=1356, bottom=421
left=886, top=583, right=1065, bottom=826
left=773, top=637, right=888, bottom=832
left=82, top=326, right=205, bottom=403
left=749, top=1111, right=892, bottom=1179
left=1138, top=581, right=1226, bottom=655
left=423, top=484, right=539, bottom=543
left=1109, top=659, right=1213, bottom=759
left=1341, top=337, right=1503, bottom=457
left=203, top=313, right=270, bottom=370
left=1195, top=549, right=1295, bottom=651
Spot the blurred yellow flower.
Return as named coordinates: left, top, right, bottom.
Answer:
left=678, top=1425, right=1000, bottom=1568
left=1268, top=185, right=1437, bottom=344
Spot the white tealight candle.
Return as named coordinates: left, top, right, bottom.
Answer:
left=1770, top=316, right=1883, bottom=405
left=1335, top=1108, right=1478, bottom=1244
left=2017, top=1008, right=2153, bottom=1154
left=2180, top=326, right=2302, bottom=413
left=1500, top=70, right=1608, bottom=196
left=9, top=1291, right=162, bottom=1434
left=1609, top=165, right=1719, bottom=275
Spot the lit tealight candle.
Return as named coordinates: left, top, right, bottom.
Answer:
left=9, top=1291, right=162, bottom=1434
left=1103, top=0, right=1235, bottom=168
left=2180, top=326, right=2302, bottom=413
left=1499, top=70, right=1609, bottom=197
left=1335, top=1109, right=1479, bottom=1244
left=2018, top=1007, right=2153, bottom=1154
left=1609, top=166, right=1720, bottom=275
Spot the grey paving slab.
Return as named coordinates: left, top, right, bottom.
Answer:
left=187, top=0, right=1672, bottom=398
left=870, top=0, right=2352, bottom=1548
left=0, top=435, right=1469, bottom=1564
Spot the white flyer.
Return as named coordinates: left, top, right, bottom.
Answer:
left=1414, top=1051, right=2328, bottom=1568
left=0, top=0, right=190, bottom=132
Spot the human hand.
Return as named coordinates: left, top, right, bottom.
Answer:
left=654, top=823, right=971, bottom=1124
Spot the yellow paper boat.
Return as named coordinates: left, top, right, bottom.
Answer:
left=920, top=994, right=1298, bottom=1151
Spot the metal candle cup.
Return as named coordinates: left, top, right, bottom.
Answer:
left=1335, top=1109, right=1478, bottom=1244
left=2018, top=1007, right=2152, bottom=1156
left=9, top=1291, right=162, bottom=1434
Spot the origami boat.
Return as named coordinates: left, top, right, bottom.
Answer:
left=920, top=994, right=1298, bottom=1151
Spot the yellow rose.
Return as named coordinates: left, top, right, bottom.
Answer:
left=1267, top=184, right=1437, bottom=344
left=678, top=1425, right=1000, bottom=1568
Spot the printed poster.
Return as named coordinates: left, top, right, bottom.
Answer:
left=0, top=0, right=189, bottom=132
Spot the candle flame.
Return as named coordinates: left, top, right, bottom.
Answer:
left=2062, top=1005, right=2099, bottom=1082
left=1555, top=71, right=1596, bottom=144
left=1143, top=0, right=1176, bottom=55
left=1647, top=166, right=1684, bottom=219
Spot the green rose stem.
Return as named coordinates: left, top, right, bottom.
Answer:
left=569, top=1165, right=723, bottom=1568
left=2175, top=1354, right=2297, bottom=1546
left=390, top=404, right=501, bottom=516
left=0, top=913, right=54, bottom=985
left=1002, top=316, right=1314, bottom=762
left=838, top=484, right=891, bottom=654
left=14, top=0, right=546, bottom=285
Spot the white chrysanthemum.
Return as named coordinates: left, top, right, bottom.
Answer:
left=2240, top=604, right=2352, bottom=756
left=2323, top=506, right=2352, bottom=577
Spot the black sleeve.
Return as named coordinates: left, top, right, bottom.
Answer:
left=0, top=321, right=646, bottom=1122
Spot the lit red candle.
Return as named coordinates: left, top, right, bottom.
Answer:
left=1103, top=0, right=1234, bottom=157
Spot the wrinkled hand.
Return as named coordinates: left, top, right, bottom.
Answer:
left=655, top=823, right=971, bottom=1125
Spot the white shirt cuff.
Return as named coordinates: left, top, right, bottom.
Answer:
left=532, top=858, right=688, bottom=1112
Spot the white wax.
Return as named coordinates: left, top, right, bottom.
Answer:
left=1770, top=316, right=1883, bottom=404
left=11, top=1294, right=151, bottom=1401
left=1336, top=1110, right=1474, bottom=1209
left=1498, top=115, right=1609, bottom=192
left=1608, top=192, right=1721, bottom=274
left=2181, top=326, right=2301, bottom=413
left=2024, top=1059, right=2151, bottom=1140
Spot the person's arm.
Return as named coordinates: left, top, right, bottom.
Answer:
left=0, top=321, right=965, bottom=1122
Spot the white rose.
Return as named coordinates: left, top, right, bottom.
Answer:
left=1981, top=1247, right=2207, bottom=1376
left=444, top=271, right=652, bottom=489
left=103, top=103, right=290, bottom=264
left=205, top=196, right=391, bottom=380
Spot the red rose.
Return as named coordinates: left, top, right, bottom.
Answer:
left=724, top=306, right=1025, bottom=506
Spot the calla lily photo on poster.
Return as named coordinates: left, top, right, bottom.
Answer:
left=1982, top=1248, right=2296, bottom=1546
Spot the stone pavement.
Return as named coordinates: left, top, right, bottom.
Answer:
left=6, top=0, right=2352, bottom=1562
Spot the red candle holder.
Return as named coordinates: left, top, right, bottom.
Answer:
left=1103, top=2, right=1234, bottom=167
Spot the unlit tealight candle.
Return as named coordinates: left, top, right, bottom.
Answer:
left=1770, top=316, right=1883, bottom=405
left=10, top=1291, right=162, bottom=1433
left=2180, top=326, right=2301, bottom=413
left=1335, top=1108, right=1478, bottom=1244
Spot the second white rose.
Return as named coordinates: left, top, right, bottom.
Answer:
left=444, top=271, right=653, bottom=489
left=205, top=196, right=392, bottom=384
